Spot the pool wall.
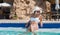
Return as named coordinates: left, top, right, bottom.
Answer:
left=0, top=23, right=60, bottom=28
left=0, top=20, right=60, bottom=28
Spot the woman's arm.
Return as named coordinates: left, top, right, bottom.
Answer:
left=25, top=23, right=28, bottom=28
left=25, top=21, right=30, bottom=28
left=39, top=15, right=43, bottom=27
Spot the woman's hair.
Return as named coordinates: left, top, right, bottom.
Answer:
left=32, top=6, right=43, bottom=14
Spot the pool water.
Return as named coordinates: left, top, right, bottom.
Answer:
left=0, top=28, right=60, bottom=35
left=0, top=31, right=60, bottom=35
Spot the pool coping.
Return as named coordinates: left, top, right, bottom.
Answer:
left=0, top=20, right=60, bottom=23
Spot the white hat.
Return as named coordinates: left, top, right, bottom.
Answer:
left=32, top=6, right=43, bottom=13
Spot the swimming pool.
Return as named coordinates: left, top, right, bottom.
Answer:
left=0, top=21, right=60, bottom=35
left=0, top=28, right=60, bottom=35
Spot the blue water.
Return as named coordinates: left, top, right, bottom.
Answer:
left=0, top=28, right=60, bottom=35
left=0, top=31, right=60, bottom=35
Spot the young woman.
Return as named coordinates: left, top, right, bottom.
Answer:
left=26, top=6, right=43, bottom=32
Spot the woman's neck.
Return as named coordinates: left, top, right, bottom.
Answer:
left=34, top=14, right=40, bottom=18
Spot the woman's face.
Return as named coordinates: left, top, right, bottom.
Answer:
left=34, top=10, right=40, bottom=15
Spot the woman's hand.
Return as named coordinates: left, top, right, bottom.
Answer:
left=25, top=24, right=27, bottom=28
left=40, top=23, right=43, bottom=27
